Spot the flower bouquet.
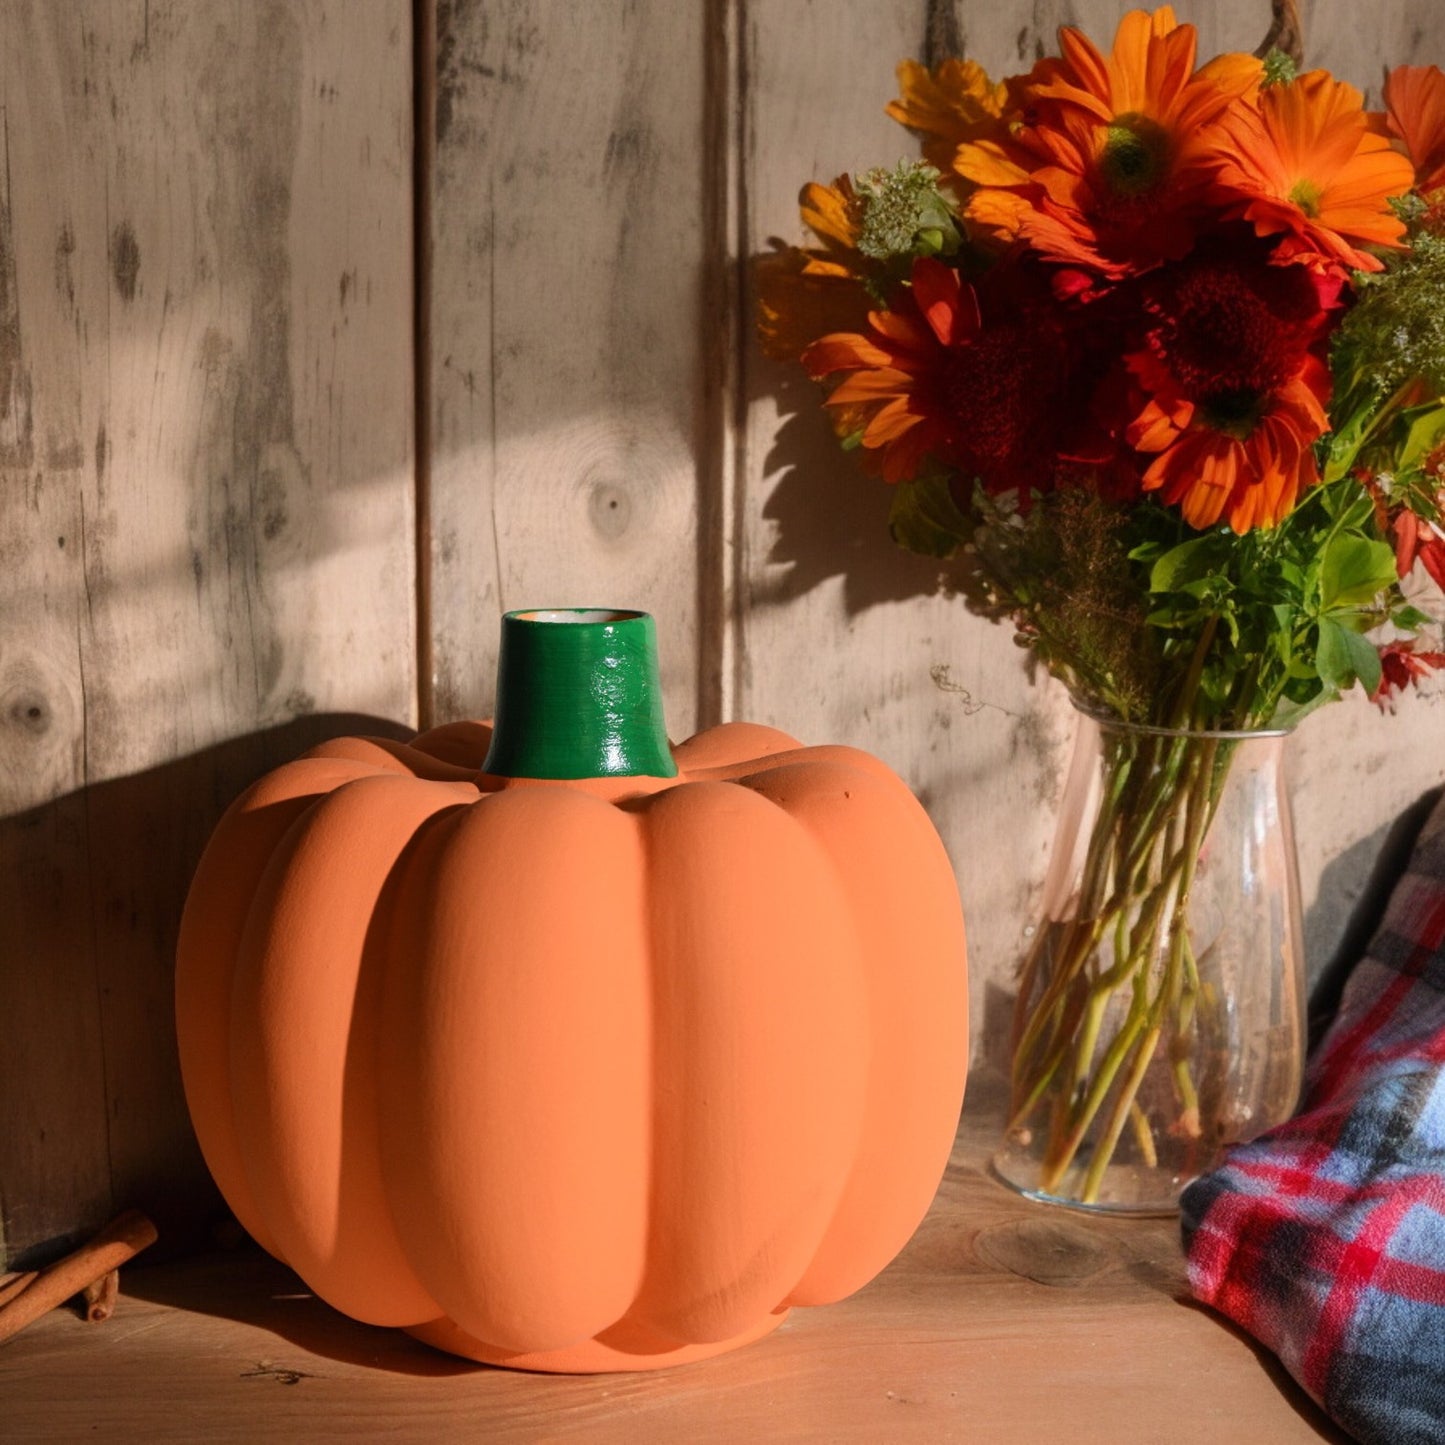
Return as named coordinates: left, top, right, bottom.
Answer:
left=760, top=6, right=1445, bottom=1208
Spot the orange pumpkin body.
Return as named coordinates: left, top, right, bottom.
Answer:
left=176, top=718, right=968, bottom=1371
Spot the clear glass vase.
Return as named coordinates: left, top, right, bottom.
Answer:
left=992, top=708, right=1307, bottom=1214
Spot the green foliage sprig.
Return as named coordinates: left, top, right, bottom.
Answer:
left=891, top=470, right=1413, bottom=730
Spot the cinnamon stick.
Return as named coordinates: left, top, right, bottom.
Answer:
left=81, top=1269, right=120, bottom=1323
left=0, top=1272, right=37, bottom=1309
left=0, top=1211, right=156, bottom=1344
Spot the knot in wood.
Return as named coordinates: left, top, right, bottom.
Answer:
left=972, top=1217, right=1118, bottom=1287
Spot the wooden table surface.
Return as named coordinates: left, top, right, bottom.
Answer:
left=2, top=1089, right=1344, bottom=1444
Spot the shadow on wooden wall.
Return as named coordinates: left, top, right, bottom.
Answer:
left=0, top=713, right=412, bottom=1271
left=747, top=357, right=957, bottom=618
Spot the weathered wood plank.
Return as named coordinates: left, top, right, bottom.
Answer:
left=0, top=0, right=415, bottom=1266
left=426, top=0, right=708, bottom=735
left=738, top=0, right=1445, bottom=1074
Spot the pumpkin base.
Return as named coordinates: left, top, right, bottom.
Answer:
left=407, top=1307, right=790, bottom=1373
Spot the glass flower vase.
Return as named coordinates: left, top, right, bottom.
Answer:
left=993, top=709, right=1307, bottom=1214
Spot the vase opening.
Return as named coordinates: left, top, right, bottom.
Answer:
left=515, top=608, right=641, bottom=625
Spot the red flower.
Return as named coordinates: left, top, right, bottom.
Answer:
left=802, top=257, right=1099, bottom=494
left=1392, top=506, right=1445, bottom=592
left=1123, top=237, right=1338, bottom=531
left=1374, top=639, right=1445, bottom=707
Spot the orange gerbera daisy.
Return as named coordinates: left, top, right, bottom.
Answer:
left=801, top=257, right=1079, bottom=490
left=957, top=8, right=1254, bottom=279
left=1385, top=65, right=1445, bottom=200
left=1124, top=238, right=1334, bottom=531
left=757, top=177, right=875, bottom=362
left=886, top=58, right=1008, bottom=181
left=1212, top=70, right=1415, bottom=272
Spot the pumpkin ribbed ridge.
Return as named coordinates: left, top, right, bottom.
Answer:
left=379, top=788, right=652, bottom=1352
left=624, top=780, right=869, bottom=1346
left=230, top=776, right=461, bottom=1327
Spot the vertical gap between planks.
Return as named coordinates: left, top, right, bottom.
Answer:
left=697, top=0, right=748, bottom=728
left=413, top=0, right=437, bottom=731
left=726, top=0, right=752, bottom=725
left=924, top=0, right=965, bottom=65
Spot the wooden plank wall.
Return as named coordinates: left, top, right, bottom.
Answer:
left=2, top=0, right=1443, bottom=1265
left=0, top=1, right=415, bottom=1265
left=427, top=0, right=710, bottom=733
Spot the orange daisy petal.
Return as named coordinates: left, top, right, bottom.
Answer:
left=867, top=308, right=938, bottom=355
left=800, top=178, right=863, bottom=252
left=1143, top=405, right=1319, bottom=533
left=961, top=187, right=1031, bottom=246
left=802, top=331, right=899, bottom=378
left=956, top=139, right=1032, bottom=189
left=1196, top=52, right=1264, bottom=107
left=825, top=367, right=922, bottom=403
left=1265, top=72, right=1366, bottom=177
left=1128, top=394, right=1190, bottom=451
left=1385, top=65, right=1445, bottom=195
left=863, top=396, right=926, bottom=446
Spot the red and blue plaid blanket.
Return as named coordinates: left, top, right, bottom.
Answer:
left=1183, top=789, right=1445, bottom=1445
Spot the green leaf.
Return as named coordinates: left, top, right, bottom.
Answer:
left=1398, top=404, right=1445, bottom=471
left=1272, top=683, right=1337, bottom=729
left=1315, top=617, right=1383, bottom=695
left=1150, top=536, right=1223, bottom=593
left=1321, top=399, right=1377, bottom=483
left=888, top=474, right=970, bottom=558
left=1178, top=577, right=1220, bottom=602
left=1271, top=605, right=1296, bottom=665
left=1392, top=604, right=1434, bottom=631
left=1319, top=534, right=1397, bottom=612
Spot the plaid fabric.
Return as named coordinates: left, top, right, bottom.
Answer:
left=1182, top=790, right=1445, bottom=1445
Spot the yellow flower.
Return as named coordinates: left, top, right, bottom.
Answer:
left=886, top=59, right=1007, bottom=183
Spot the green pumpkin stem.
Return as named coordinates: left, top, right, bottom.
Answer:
left=481, top=609, right=678, bottom=780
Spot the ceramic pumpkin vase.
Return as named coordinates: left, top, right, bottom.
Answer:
left=176, top=608, right=968, bottom=1372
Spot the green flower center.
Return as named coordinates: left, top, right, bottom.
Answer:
left=1289, top=178, right=1323, bottom=218
left=1100, top=114, right=1171, bottom=198
left=1288, top=177, right=1323, bottom=216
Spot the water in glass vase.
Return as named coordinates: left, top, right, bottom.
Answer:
left=993, top=709, right=1308, bottom=1214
